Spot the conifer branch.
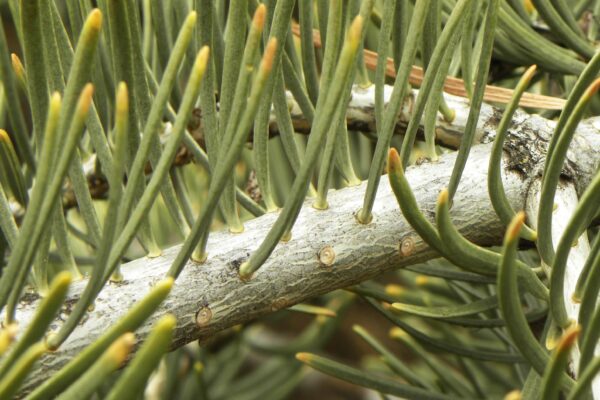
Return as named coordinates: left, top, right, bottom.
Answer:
left=48, top=86, right=583, bottom=213
left=15, top=91, right=600, bottom=394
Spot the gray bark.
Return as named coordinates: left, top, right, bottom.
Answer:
left=15, top=88, right=600, bottom=394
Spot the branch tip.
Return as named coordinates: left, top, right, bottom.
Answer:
left=195, top=46, right=210, bottom=74
left=108, top=333, right=136, bottom=365
left=507, top=212, right=526, bottom=240
left=295, top=352, right=312, bottom=362
left=186, top=11, right=197, bottom=25
left=261, top=38, right=278, bottom=73
left=53, top=271, right=73, bottom=287
left=87, top=9, right=102, bottom=31
left=253, top=4, right=267, bottom=29
left=583, top=77, right=600, bottom=99
left=348, top=15, right=363, bottom=46
left=556, top=325, right=581, bottom=352
left=524, top=64, right=538, bottom=80
left=116, top=82, right=128, bottom=113
left=78, top=84, right=95, bottom=114
left=437, top=189, right=449, bottom=206
left=48, top=93, right=62, bottom=117
left=387, top=148, right=402, bottom=174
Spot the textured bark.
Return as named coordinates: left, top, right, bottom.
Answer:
left=15, top=90, right=600, bottom=393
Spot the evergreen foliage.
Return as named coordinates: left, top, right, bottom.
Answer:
left=1, top=0, right=600, bottom=398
